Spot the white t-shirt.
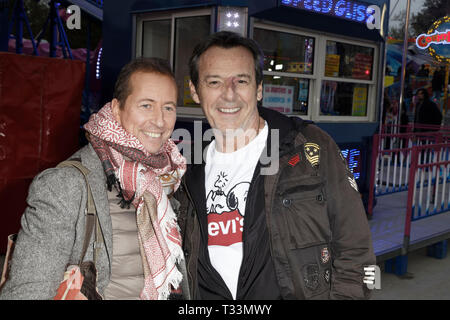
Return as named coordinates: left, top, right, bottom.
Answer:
left=204, top=122, right=268, bottom=299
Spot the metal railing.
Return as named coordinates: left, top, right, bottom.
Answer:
left=401, top=143, right=450, bottom=257
left=367, top=126, right=450, bottom=217
left=381, top=123, right=450, bottom=135
left=407, top=144, right=450, bottom=221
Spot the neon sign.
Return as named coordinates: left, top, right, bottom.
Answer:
left=415, top=16, right=450, bottom=64
left=341, top=148, right=361, bottom=179
left=280, top=0, right=372, bottom=24
left=416, top=30, right=450, bottom=49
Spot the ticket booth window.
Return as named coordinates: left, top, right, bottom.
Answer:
left=253, top=26, right=315, bottom=116
left=174, top=16, right=210, bottom=108
left=324, top=41, right=374, bottom=80
left=141, top=19, right=171, bottom=60
left=320, top=81, right=369, bottom=117
left=251, top=21, right=378, bottom=122
left=253, top=28, right=315, bottom=75
left=136, top=9, right=212, bottom=112
left=321, top=40, right=375, bottom=117
left=263, top=75, right=310, bottom=115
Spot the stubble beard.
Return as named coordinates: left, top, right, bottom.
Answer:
left=213, top=108, right=261, bottom=153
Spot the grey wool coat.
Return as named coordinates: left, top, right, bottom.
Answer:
left=0, top=144, right=190, bottom=300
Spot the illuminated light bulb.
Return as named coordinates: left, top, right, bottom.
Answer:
left=96, top=47, right=103, bottom=79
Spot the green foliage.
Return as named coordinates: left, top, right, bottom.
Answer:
left=389, top=0, right=450, bottom=39
left=411, top=0, right=450, bottom=34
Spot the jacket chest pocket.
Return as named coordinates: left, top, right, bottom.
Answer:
left=281, top=181, right=324, bottom=202
left=275, top=176, right=331, bottom=250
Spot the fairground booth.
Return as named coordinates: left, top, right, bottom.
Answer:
left=101, top=0, right=390, bottom=199
left=0, top=0, right=389, bottom=252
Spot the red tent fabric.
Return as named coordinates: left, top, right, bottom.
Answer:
left=0, top=52, right=85, bottom=253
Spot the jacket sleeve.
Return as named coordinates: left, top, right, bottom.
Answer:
left=0, top=167, right=85, bottom=300
left=320, top=133, right=376, bottom=300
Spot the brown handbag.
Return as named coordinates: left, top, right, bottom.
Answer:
left=0, top=160, right=104, bottom=300
left=0, top=234, right=16, bottom=289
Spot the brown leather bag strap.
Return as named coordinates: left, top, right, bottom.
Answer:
left=57, top=160, right=97, bottom=265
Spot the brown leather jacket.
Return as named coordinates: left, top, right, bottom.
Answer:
left=174, top=107, right=375, bottom=299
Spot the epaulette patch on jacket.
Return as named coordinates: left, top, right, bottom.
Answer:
left=304, top=142, right=320, bottom=168
left=347, top=174, right=359, bottom=192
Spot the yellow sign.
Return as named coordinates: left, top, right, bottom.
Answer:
left=384, top=75, right=394, bottom=87
left=352, top=86, right=367, bottom=116
left=287, top=62, right=312, bottom=73
left=325, top=54, right=340, bottom=77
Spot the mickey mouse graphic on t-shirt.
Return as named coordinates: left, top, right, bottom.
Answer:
left=206, top=172, right=250, bottom=246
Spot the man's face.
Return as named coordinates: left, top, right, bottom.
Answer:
left=189, top=46, right=263, bottom=135
left=112, top=71, right=177, bottom=154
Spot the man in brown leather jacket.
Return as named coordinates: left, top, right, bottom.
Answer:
left=174, top=31, right=375, bottom=300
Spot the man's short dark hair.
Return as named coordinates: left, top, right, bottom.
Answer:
left=113, top=57, right=175, bottom=108
left=416, top=88, right=429, bottom=100
left=189, top=31, right=264, bottom=89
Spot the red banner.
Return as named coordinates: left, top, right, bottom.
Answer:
left=0, top=53, right=85, bottom=253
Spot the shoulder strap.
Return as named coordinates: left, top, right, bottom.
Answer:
left=57, top=160, right=98, bottom=265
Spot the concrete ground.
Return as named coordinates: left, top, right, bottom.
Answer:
left=367, top=193, right=450, bottom=299
left=371, top=246, right=450, bottom=300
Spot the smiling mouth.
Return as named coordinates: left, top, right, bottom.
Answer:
left=218, top=107, right=241, bottom=114
left=143, top=131, right=162, bottom=138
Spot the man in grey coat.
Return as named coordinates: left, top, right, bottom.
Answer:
left=0, top=58, right=189, bottom=300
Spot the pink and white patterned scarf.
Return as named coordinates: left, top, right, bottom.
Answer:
left=84, top=103, right=186, bottom=300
